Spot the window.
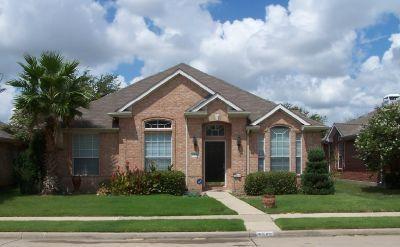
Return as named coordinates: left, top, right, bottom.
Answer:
left=270, top=127, right=290, bottom=171
left=145, top=132, right=172, bottom=171
left=296, top=134, right=302, bottom=174
left=258, top=134, right=265, bottom=171
left=145, top=119, right=172, bottom=129
left=72, top=134, right=99, bottom=176
left=206, top=124, right=225, bottom=136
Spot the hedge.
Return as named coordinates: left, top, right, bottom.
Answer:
left=244, top=171, right=297, bottom=195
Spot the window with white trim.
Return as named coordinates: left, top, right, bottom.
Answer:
left=270, top=127, right=290, bottom=171
left=258, top=134, right=265, bottom=171
left=144, top=119, right=172, bottom=171
left=72, top=134, right=99, bottom=176
left=296, top=134, right=302, bottom=174
left=206, top=124, right=225, bottom=136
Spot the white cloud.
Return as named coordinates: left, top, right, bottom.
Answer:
left=0, top=0, right=399, bottom=124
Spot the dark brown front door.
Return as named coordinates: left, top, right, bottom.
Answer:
left=205, top=141, right=225, bottom=183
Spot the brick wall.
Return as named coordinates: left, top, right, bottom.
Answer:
left=0, top=142, right=19, bottom=187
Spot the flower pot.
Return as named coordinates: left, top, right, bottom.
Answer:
left=71, top=176, right=82, bottom=192
left=262, top=194, right=276, bottom=208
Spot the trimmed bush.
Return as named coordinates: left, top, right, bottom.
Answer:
left=244, top=171, right=297, bottom=196
left=301, top=148, right=335, bottom=195
left=109, top=168, right=187, bottom=196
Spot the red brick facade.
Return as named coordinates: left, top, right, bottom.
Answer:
left=57, top=74, right=324, bottom=192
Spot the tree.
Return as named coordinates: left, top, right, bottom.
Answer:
left=355, top=103, right=400, bottom=188
left=7, top=51, right=92, bottom=194
left=301, top=148, right=335, bottom=194
left=87, top=73, right=120, bottom=100
left=283, top=103, right=327, bottom=124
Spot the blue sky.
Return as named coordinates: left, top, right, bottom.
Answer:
left=0, top=0, right=399, bottom=123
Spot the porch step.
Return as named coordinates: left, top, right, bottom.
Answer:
left=205, top=182, right=225, bottom=191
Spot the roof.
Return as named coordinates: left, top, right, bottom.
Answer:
left=71, top=63, right=325, bottom=128
left=0, top=121, right=15, bottom=141
left=325, top=110, right=376, bottom=141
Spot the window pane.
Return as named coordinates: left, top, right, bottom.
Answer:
left=145, top=119, right=172, bottom=129
left=73, top=158, right=99, bottom=175
left=296, top=157, right=301, bottom=174
left=270, top=127, right=289, bottom=171
left=205, top=125, right=225, bottom=136
left=258, top=158, right=264, bottom=172
left=145, top=132, right=172, bottom=171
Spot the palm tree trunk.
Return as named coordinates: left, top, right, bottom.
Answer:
left=42, top=117, right=59, bottom=194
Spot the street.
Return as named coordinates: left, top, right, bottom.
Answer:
left=1, top=235, right=400, bottom=246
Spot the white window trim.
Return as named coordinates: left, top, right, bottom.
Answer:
left=117, top=70, right=215, bottom=112
left=257, top=134, right=265, bottom=172
left=296, top=133, right=302, bottom=174
left=251, top=104, right=310, bottom=126
left=191, top=93, right=243, bottom=112
left=144, top=131, right=173, bottom=170
left=72, top=134, right=100, bottom=176
left=270, top=127, right=290, bottom=171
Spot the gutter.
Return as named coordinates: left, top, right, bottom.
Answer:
left=63, top=128, right=119, bottom=133
left=107, top=112, right=132, bottom=118
left=184, top=112, right=208, bottom=117
left=302, top=125, right=329, bottom=131
left=228, top=111, right=251, bottom=118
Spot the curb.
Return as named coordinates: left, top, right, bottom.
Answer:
left=273, top=228, right=400, bottom=238
left=0, top=231, right=254, bottom=240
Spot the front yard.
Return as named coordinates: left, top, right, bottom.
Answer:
left=240, top=180, right=400, bottom=214
left=0, top=189, right=236, bottom=216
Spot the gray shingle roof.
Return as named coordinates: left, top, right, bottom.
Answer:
left=71, top=63, right=325, bottom=128
left=331, top=110, right=376, bottom=139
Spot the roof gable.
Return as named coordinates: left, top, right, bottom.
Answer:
left=188, top=93, right=243, bottom=112
left=117, top=69, right=215, bottom=112
left=251, top=104, right=310, bottom=126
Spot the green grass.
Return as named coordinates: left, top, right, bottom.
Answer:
left=275, top=217, right=400, bottom=230
left=0, top=219, right=245, bottom=232
left=0, top=189, right=236, bottom=216
left=241, top=180, right=400, bottom=213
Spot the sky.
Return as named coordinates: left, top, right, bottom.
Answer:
left=0, top=0, right=399, bottom=124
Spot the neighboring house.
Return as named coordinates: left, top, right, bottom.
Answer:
left=58, top=63, right=327, bottom=192
left=0, top=122, right=19, bottom=187
left=323, top=111, right=376, bottom=181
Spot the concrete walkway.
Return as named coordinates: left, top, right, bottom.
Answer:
left=206, top=191, right=280, bottom=232
left=270, top=212, right=400, bottom=220
left=0, top=215, right=240, bottom=221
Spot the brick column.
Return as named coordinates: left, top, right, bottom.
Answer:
left=264, top=128, right=271, bottom=172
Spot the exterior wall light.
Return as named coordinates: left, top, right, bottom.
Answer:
left=237, top=135, right=241, bottom=147
left=193, top=136, right=198, bottom=148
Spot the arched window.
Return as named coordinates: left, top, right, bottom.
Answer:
left=144, top=119, right=172, bottom=171
left=270, top=126, right=290, bottom=171
left=206, top=124, right=225, bottom=136
left=144, top=119, right=172, bottom=129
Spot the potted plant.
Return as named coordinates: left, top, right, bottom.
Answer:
left=262, top=187, right=276, bottom=208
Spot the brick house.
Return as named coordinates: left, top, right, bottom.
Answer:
left=0, top=122, right=19, bottom=187
left=57, top=63, right=327, bottom=192
left=323, top=111, right=377, bottom=181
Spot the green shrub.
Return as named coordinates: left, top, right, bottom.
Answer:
left=13, top=131, right=45, bottom=194
left=301, top=148, right=335, bottom=195
left=109, top=168, right=186, bottom=196
left=383, top=172, right=400, bottom=189
left=244, top=171, right=297, bottom=195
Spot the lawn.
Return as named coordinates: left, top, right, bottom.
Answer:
left=275, top=217, right=400, bottom=230
left=0, top=189, right=236, bottom=216
left=240, top=180, right=400, bottom=213
left=0, top=219, right=245, bottom=232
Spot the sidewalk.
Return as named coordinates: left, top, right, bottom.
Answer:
left=206, top=191, right=280, bottom=232
left=270, top=212, right=400, bottom=220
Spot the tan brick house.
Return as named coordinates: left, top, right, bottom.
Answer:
left=57, top=63, right=327, bottom=192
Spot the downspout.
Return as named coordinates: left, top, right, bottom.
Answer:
left=185, top=116, right=188, bottom=185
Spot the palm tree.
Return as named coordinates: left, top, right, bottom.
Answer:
left=7, top=51, right=92, bottom=194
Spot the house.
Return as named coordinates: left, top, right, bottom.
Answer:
left=0, top=122, right=19, bottom=187
left=58, top=63, right=327, bottom=192
left=323, top=111, right=376, bottom=181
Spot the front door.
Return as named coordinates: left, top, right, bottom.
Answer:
left=205, top=141, right=225, bottom=183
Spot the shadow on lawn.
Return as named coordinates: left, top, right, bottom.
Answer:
left=361, top=186, right=400, bottom=195
left=0, top=186, right=26, bottom=204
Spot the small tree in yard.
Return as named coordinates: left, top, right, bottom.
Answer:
left=301, top=148, right=335, bottom=194
left=355, top=103, right=400, bottom=188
